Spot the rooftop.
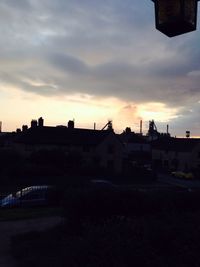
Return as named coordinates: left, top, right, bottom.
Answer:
left=152, top=137, right=200, bottom=152
left=15, top=126, right=113, bottom=146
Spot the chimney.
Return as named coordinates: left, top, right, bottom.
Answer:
left=125, top=127, right=131, bottom=134
left=22, top=125, right=28, bottom=132
left=38, top=117, right=44, bottom=127
left=31, top=120, right=37, bottom=128
left=68, top=120, right=74, bottom=129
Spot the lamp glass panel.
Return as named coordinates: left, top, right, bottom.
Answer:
left=158, top=0, right=181, bottom=24
left=184, top=0, right=196, bottom=25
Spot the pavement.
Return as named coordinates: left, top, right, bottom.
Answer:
left=158, top=173, right=200, bottom=190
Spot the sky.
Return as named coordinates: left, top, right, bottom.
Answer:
left=0, top=0, right=200, bottom=136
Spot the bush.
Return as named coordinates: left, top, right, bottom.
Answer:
left=12, top=210, right=200, bottom=267
left=62, top=188, right=200, bottom=223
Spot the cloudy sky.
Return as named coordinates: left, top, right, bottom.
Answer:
left=0, top=0, right=200, bottom=136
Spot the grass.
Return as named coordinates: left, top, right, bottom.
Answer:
left=11, top=211, right=200, bottom=267
left=10, top=188, right=200, bottom=267
left=0, top=206, right=63, bottom=221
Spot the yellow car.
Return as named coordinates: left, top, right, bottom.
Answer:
left=171, top=171, right=194, bottom=179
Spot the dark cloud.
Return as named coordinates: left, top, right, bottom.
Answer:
left=1, top=0, right=32, bottom=10
left=169, top=103, right=200, bottom=136
left=48, top=53, right=89, bottom=75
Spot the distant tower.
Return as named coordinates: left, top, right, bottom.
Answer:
left=31, top=120, right=37, bottom=128
left=148, top=120, right=157, bottom=135
left=0, top=121, right=2, bottom=132
left=140, top=120, right=143, bottom=135
left=149, top=120, right=157, bottom=133
left=147, top=120, right=159, bottom=140
left=38, top=117, right=44, bottom=127
left=186, top=131, right=190, bottom=138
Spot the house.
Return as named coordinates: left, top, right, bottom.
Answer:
left=13, top=121, right=123, bottom=174
left=152, top=137, right=200, bottom=172
left=119, top=128, right=151, bottom=167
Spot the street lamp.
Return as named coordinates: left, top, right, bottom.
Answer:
left=152, top=0, right=199, bottom=37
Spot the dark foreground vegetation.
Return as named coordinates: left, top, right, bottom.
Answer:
left=0, top=207, right=62, bottom=221
left=11, top=189, right=200, bottom=267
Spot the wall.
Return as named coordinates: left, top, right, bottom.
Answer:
left=95, top=132, right=123, bottom=173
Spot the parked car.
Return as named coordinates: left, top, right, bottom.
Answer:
left=171, top=171, right=194, bottom=180
left=90, top=179, right=118, bottom=190
left=0, top=185, right=55, bottom=208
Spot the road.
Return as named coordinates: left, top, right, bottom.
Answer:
left=158, top=173, right=200, bottom=190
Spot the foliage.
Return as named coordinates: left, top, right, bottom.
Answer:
left=12, top=210, right=200, bottom=267
left=62, top=188, right=200, bottom=222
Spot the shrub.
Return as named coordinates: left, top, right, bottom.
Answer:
left=62, top=188, right=200, bottom=224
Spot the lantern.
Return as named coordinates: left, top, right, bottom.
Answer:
left=152, top=0, right=199, bottom=37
